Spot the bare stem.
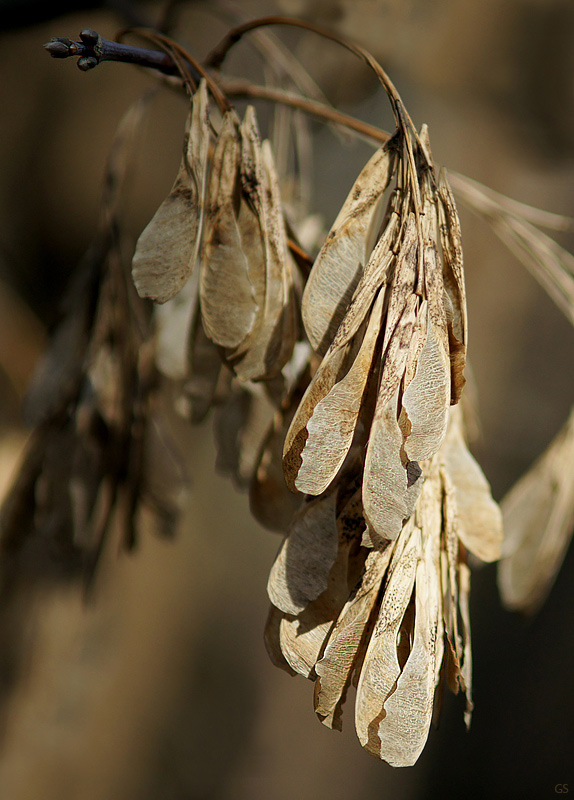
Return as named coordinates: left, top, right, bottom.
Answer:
left=44, top=28, right=201, bottom=80
left=44, top=30, right=391, bottom=145
left=222, top=78, right=390, bottom=145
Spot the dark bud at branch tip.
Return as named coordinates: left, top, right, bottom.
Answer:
left=44, top=38, right=75, bottom=58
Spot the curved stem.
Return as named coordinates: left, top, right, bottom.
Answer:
left=206, top=16, right=409, bottom=130
left=222, top=78, right=390, bottom=145
left=206, top=17, right=426, bottom=215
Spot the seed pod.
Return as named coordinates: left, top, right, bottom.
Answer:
left=200, top=110, right=258, bottom=350
left=302, top=139, right=398, bottom=355
left=132, top=80, right=210, bottom=304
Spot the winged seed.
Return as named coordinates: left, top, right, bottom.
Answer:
left=132, top=80, right=209, bottom=304
left=302, top=142, right=397, bottom=354
left=200, top=111, right=258, bottom=349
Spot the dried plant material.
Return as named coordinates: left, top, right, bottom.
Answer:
left=273, top=535, right=357, bottom=679
left=182, top=309, right=223, bottom=424
left=314, top=547, right=392, bottom=730
left=295, top=287, right=386, bottom=495
left=270, top=402, right=500, bottom=765
left=282, top=194, right=403, bottom=492
left=154, top=270, right=200, bottom=380
left=287, top=141, right=464, bottom=553
left=213, top=379, right=275, bottom=488
left=457, top=562, right=473, bottom=727
left=372, top=469, right=444, bottom=767
left=31, top=19, right=561, bottom=774
left=449, top=170, right=574, bottom=328
left=264, top=605, right=296, bottom=676
left=282, top=343, right=349, bottom=491
left=0, top=91, right=186, bottom=590
left=354, top=520, right=421, bottom=759
left=267, top=491, right=338, bottom=615
left=220, top=108, right=298, bottom=381
left=132, top=80, right=210, bottom=304
left=302, top=140, right=397, bottom=355
left=200, top=110, right=258, bottom=349
left=498, top=407, right=574, bottom=613
left=438, top=171, right=467, bottom=403
left=363, top=385, right=422, bottom=543
left=440, top=405, right=503, bottom=563
left=400, top=320, right=451, bottom=460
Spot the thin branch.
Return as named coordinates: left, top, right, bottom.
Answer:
left=44, top=31, right=391, bottom=144
left=44, top=28, right=201, bottom=81
left=222, top=78, right=390, bottom=145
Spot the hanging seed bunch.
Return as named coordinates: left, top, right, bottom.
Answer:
left=131, top=75, right=299, bottom=409
left=116, top=22, right=506, bottom=766
left=0, top=93, right=186, bottom=590
left=268, top=406, right=502, bottom=765
left=121, top=23, right=505, bottom=765
left=37, top=14, right=574, bottom=769
left=262, top=44, right=503, bottom=763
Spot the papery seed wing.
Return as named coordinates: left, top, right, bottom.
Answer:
left=183, top=308, right=223, bottom=424
left=295, top=287, right=386, bottom=496
left=354, top=521, right=421, bottom=757
left=498, top=406, right=574, bottom=612
left=441, top=491, right=463, bottom=671
left=458, top=562, right=473, bottom=727
left=325, top=190, right=401, bottom=353
left=261, top=139, right=299, bottom=368
left=154, top=270, right=199, bottom=380
left=267, top=491, right=339, bottom=615
left=302, top=141, right=397, bottom=355
left=376, top=478, right=444, bottom=767
left=200, top=111, right=258, bottom=349
left=213, top=380, right=274, bottom=487
left=380, top=211, right=418, bottom=356
left=283, top=343, right=349, bottom=491
left=362, top=295, right=424, bottom=543
left=400, top=196, right=451, bottom=462
left=441, top=405, right=503, bottom=562
left=232, top=110, right=296, bottom=380
left=400, top=319, right=451, bottom=462
left=314, top=546, right=392, bottom=730
left=132, top=80, right=209, bottom=304
left=277, top=536, right=356, bottom=678
left=438, top=170, right=467, bottom=403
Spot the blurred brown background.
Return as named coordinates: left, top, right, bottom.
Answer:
left=0, top=1, right=573, bottom=798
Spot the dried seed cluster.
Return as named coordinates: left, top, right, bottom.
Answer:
left=21, top=19, right=574, bottom=770
left=268, top=406, right=501, bottom=766
left=126, top=75, right=504, bottom=766
left=264, top=117, right=502, bottom=765
left=0, top=94, right=187, bottom=584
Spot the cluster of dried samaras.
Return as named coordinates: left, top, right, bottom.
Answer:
left=131, top=79, right=504, bottom=767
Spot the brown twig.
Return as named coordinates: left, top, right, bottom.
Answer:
left=44, top=30, right=391, bottom=144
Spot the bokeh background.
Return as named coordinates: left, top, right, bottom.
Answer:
left=0, top=1, right=573, bottom=798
